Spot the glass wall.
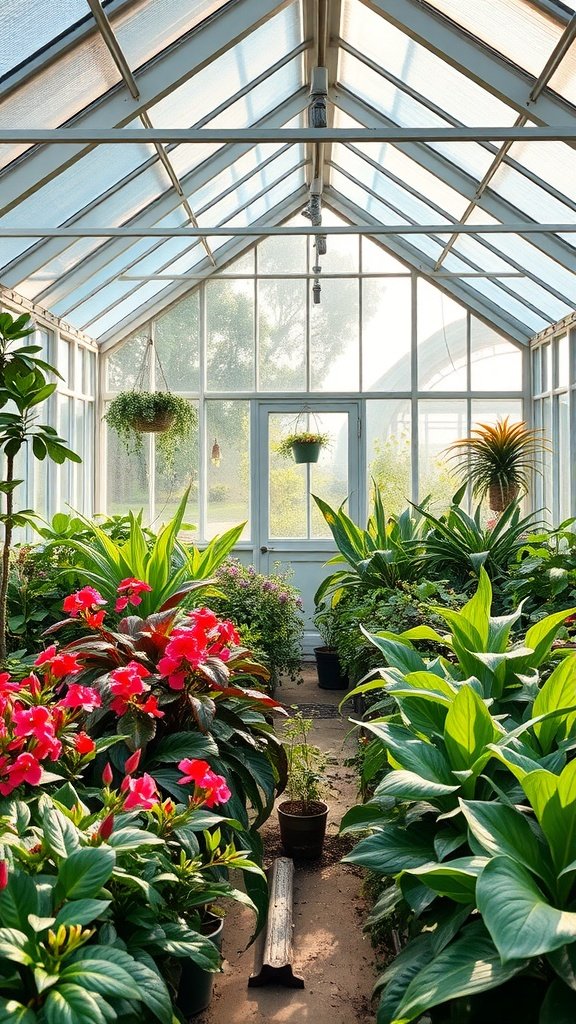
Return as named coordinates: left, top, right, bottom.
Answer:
left=103, top=215, right=527, bottom=536
left=532, top=319, right=576, bottom=525
left=0, top=299, right=97, bottom=526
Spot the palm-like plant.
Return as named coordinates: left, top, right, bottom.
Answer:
left=445, top=417, right=549, bottom=512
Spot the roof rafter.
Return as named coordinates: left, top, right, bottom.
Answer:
left=0, top=0, right=294, bottom=217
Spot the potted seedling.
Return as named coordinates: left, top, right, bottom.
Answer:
left=277, top=711, right=328, bottom=859
left=276, top=430, right=330, bottom=464
left=445, top=416, right=549, bottom=512
left=105, top=390, right=197, bottom=471
left=313, top=602, right=349, bottom=690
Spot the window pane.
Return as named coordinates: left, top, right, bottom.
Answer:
left=362, top=278, right=411, bottom=391
left=470, top=318, right=523, bottom=391
left=362, top=238, right=408, bottom=273
left=259, top=280, right=306, bottom=391
left=154, top=294, right=200, bottom=392
left=206, top=401, right=250, bottom=541
left=107, top=332, right=149, bottom=391
left=557, top=335, right=569, bottom=388
left=206, top=280, right=254, bottom=392
left=258, top=233, right=306, bottom=274
left=418, top=400, right=467, bottom=509
left=310, top=412, right=350, bottom=539
left=105, top=408, right=150, bottom=519
left=367, top=399, right=412, bottom=515
left=153, top=400, right=199, bottom=533
left=418, top=280, right=467, bottom=391
left=310, top=279, right=359, bottom=391
left=269, top=423, right=307, bottom=539
left=558, top=393, right=570, bottom=523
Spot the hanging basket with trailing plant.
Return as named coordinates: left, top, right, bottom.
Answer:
left=276, top=431, right=330, bottom=463
left=105, top=341, right=197, bottom=471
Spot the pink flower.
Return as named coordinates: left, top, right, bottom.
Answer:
left=0, top=861, right=8, bottom=889
left=50, top=653, right=83, bottom=679
left=178, top=758, right=231, bottom=807
left=0, top=672, right=21, bottom=695
left=122, top=773, right=159, bottom=810
left=0, top=752, right=43, bottom=793
left=115, top=578, right=152, bottom=613
left=139, top=695, right=164, bottom=718
left=124, top=749, right=141, bottom=774
left=109, top=662, right=150, bottom=699
left=178, top=758, right=212, bottom=786
left=13, top=705, right=53, bottom=739
left=59, top=683, right=101, bottom=712
left=189, top=607, right=219, bottom=632
left=63, top=587, right=106, bottom=617
left=35, top=645, right=57, bottom=667
left=74, top=732, right=96, bottom=755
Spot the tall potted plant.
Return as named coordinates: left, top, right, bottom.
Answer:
left=445, top=417, right=549, bottom=512
left=313, top=601, right=349, bottom=690
left=277, top=713, right=328, bottom=859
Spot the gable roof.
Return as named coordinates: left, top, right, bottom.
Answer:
left=1, top=0, right=575, bottom=346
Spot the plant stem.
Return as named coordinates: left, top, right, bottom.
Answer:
left=0, top=452, right=14, bottom=665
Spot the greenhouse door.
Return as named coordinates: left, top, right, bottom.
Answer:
left=257, top=402, right=361, bottom=654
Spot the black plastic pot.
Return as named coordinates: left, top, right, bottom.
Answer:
left=176, top=916, right=223, bottom=1018
left=291, top=440, right=322, bottom=463
left=314, top=646, right=349, bottom=690
left=278, top=799, right=328, bottom=859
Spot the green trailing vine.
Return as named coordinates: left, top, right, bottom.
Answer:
left=105, top=390, right=197, bottom=470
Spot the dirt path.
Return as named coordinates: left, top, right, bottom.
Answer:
left=197, top=667, right=376, bottom=1024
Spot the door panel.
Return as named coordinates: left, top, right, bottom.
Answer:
left=258, top=402, right=360, bottom=654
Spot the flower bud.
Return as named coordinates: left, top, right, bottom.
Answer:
left=102, top=763, right=113, bottom=787
left=98, top=813, right=114, bottom=841
left=124, top=749, right=141, bottom=774
left=0, top=861, right=8, bottom=890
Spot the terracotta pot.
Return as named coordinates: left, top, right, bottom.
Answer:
left=130, top=410, right=175, bottom=433
left=488, top=481, right=519, bottom=512
left=278, top=799, right=328, bottom=859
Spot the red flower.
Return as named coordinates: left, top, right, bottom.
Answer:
left=123, top=773, right=159, bottom=810
left=59, top=683, right=101, bottom=712
left=63, top=587, right=106, bottom=617
left=85, top=610, right=106, bottom=629
left=109, top=662, right=150, bottom=699
left=217, top=619, right=240, bottom=646
left=35, top=645, right=57, bottom=666
left=13, top=705, right=53, bottom=739
left=0, top=672, right=21, bottom=695
left=178, top=758, right=231, bottom=807
left=0, top=752, right=43, bottom=794
left=115, top=578, right=152, bottom=613
left=0, top=861, right=8, bottom=890
left=139, top=694, right=164, bottom=718
left=74, top=732, right=96, bottom=755
left=189, top=607, right=219, bottom=632
left=50, top=653, right=83, bottom=679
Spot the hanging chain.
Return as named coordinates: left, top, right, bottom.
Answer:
left=133, top=338, right=170, bottom=392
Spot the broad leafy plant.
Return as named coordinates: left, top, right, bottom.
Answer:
left=313, top=489, right=426, bottom=606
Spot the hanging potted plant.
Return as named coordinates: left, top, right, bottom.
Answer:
left=277, top=712, right=328, bottom=859
left=276, top=431, right=330, bottom=464
left=445, top=417, right=549, bottom=513
left=105, top=390, right=197, bottom=471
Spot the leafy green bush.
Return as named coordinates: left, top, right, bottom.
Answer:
left=339, top=570, right=576, bottom=1023
left=211, top=559, right=304, bottom=687
left=105, top=390, right=197, bottom=470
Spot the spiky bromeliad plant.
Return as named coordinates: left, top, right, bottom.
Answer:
left=105, top=390, right=197, bottom=470
left=445, top=417, right=549, bottom=512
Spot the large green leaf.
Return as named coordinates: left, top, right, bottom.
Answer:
left=0, top=928, right=34, bottom=965
left=532, top=655, right=576, bottom=754
left=388, top=922, right=527, bottom=1024
left=128, top=950, right=174, bottom=1024
left=477, top=856, right=576, bottom=959
left=524, top=607, right=576, bottom=667
left=61, top=952, right=142, bottom=999
left=0, top=871, right=38, bottom=932
left=523, top=762, right=576, bottom=875
left=403, top=857, right=486, bottom=903
left=0, top=999, right=37, bottom=1023
left=41, top=802, right=81, bottom=859
left=360, top=722, right=453, bottom=784
left=57, top=847, right=115, bottom=900
left=342, top=824, right=435, bottom=875
left=43, top=984, right=109, bottom=1024
left=153, top=922, right=221, bottom=969
left=54, top=900, right=111, bottom=928
left=460, top=799, right=553, bottom=887
left=444, top=685, right=498, bottom=773
left=376, top=770, right=459, bottom=801
left=363, top=630, right=427, bottom=674
left=149, top=730, right=218, bottom=763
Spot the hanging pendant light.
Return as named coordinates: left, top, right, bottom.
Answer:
left=211, top=438, right=221, bottom=467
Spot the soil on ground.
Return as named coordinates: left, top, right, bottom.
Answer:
left=195, top=665, right=377, bottom=1024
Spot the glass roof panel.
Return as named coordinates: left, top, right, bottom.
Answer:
left=490, top=159, right=576, bottom=234
left=332, top=146, right=454, bottom=225
left=149, top=3, right=301, bottom=127
left=507, top=141, right=576, bottom=209
left=426, top=0, right=564, bottom=78
left=0, top=0, right=91, bottom=73
left=341, top=0, right=518, bottom=125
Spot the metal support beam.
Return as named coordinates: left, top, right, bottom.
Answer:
left=1, top=90, right=307, bottom=296
left=326, top=191, right=532, bottom=346
left=119, top=271, right=525, bottom=280
left=335, top=88, right=576, bottom=278
left=2, top=224, right=576, bottom=237
left=1, top=126, right=575, bottom=143
left=0, top=0, right=293, bottom=215
left=434, top=13, right=576, bottom=271
left=86, top=0, right=216, bottom=266
left=359, top=0, right=576, bottom=127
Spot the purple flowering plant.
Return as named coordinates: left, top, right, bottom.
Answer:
left=211, top=559, right=304, bottom=687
